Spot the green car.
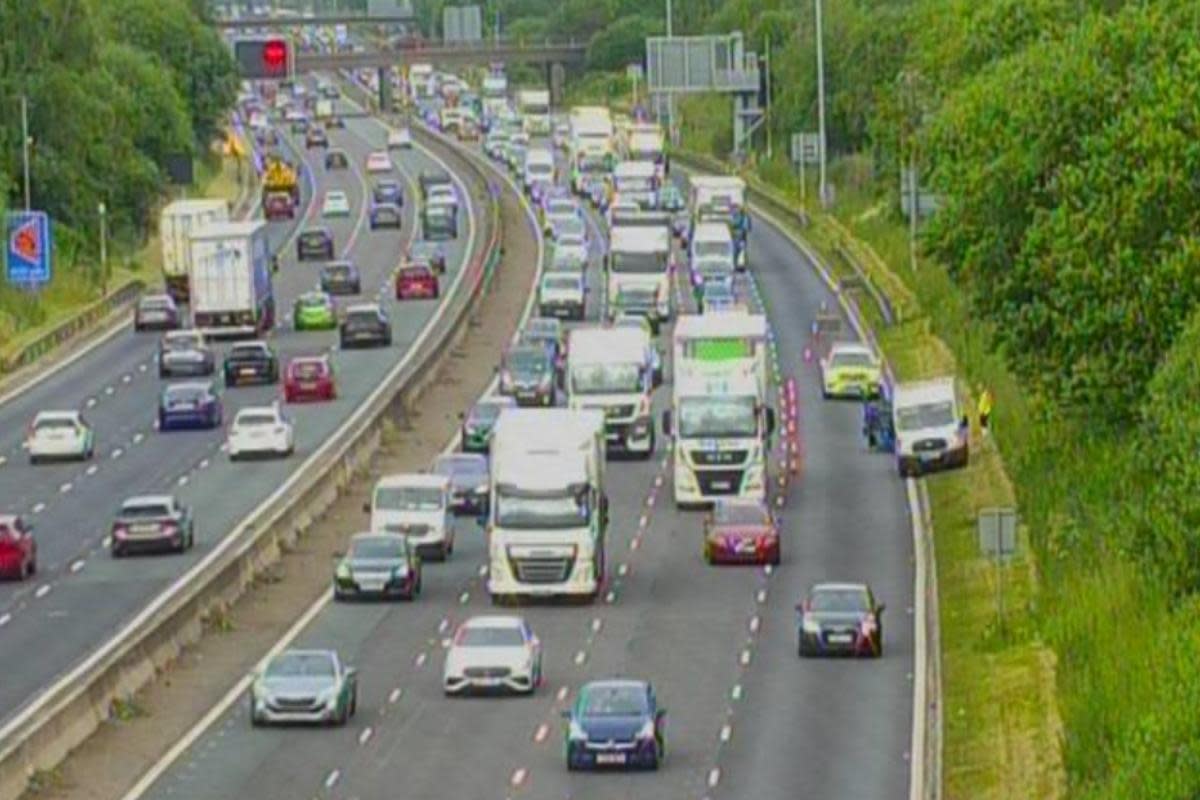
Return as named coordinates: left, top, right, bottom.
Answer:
left=293, top=291, right=336, bottom=330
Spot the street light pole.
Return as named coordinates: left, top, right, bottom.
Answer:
left=21, top=94, right=31, bottom=211
left=98, top=202, right=109, bottom=294
left=665, top=0, right=675, bottom=144
left=814, top=0, right=829, bottom=206
left=764, top=38, right=773, bottom=160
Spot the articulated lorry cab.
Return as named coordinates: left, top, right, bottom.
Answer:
left=605, top=213, right=673, bottom=331
left=160, top=199, right=229, bottom=303
left=566, top=327, right=656, bottom=458
left=664, top=313, right=774, bottom=507
left=488, top=408, right=608, bottom=603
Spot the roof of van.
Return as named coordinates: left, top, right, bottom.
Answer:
left=492, top=408, right=605, bottom=448
left=568, top=327, right=648, bottom=363
left=893, top=377, right=956, bottom=407
left=189, top=220, right=266, bottom=239
left=692, top=222, right=733, bottom=243
left=374, top=473, right=450, bottom=490
left=493, top=450, right=588, bottom=491
left=610, top=225, right=670, bottom=252
left=614, top=161, right=657, bottom=178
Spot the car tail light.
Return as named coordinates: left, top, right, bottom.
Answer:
left=756, top=533, right=774, bottom=550
left=861, top=615, right=877, bottom=635
left=112, top=524, right=128, bottom=539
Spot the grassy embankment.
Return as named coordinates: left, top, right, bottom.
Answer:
left=668, top=93, right=1065, bottom=799
left=0, top=145, right=246, bottom=364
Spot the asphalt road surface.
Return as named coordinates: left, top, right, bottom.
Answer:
left=0, top=90, right=486, bottom=729
left=132, top=124, right=914, bottom=800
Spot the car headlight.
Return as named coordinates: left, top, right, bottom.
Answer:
left=638, top=719, right=656, bottom=740
left=802, top=617, right=821, bottom=634
left=336, top=561, right=351, bottom=579
left=568, top=720, right=587, bottom=741
left=392, top=563, right=409, bottom=578
left=318, top=686, right=339, bottom=706
left=473, top=485, right=489, bottom=495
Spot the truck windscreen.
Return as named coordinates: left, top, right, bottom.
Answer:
left=495, top=488, right=591, bottom=529
left=571, top=363, right=642, bottom=394
left=678, top=395, right=758, bottom=438
left=611, top=252, right=666, bottom=274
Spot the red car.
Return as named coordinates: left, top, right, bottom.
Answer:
left=0, top=515, right=36, bottom=580
left=703, top=498, right=781, bottom=565
left=396, top=265, right=439, bottom=300
left=284, top=355, right=337, bottom=402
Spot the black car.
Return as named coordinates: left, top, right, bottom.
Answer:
left=432, top=453, right=490, bottom=516
left=339, top=304, right=392, bottom=349
left=499, top=344, right=557, bottom=407
left=298, top=228, right=335, bottom=260
left=372, top=179, right=404, bottom=206
left=135, top=294, right=181, bottom=332
left=223, top=341, right=279, bottom=387
left=797, top=582, right=885, bottom=658
left=320, top=261, right=362, bottom=295
left=421, top=204, right=458, bottom=240
left=459, top=396, right=516, bottom=453
left=408, top=241, right=446, bottom=274
left=157, top=330, right=214, bottom=378
left=305, top=126, right=328, bottom=148
left=369, top=202, right=403, bottom=230
left=325, top=149, right=350, bottom=170
left=333, top=533, right=421, bottom=601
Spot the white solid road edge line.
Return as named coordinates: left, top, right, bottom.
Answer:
left=119, top=101, right=546, bottom=800
left=719, top=180, right=934, bottom=800
left=0, top=95, right=478, bottom=754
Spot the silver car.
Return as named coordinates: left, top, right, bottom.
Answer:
left=249, top=649, right=358, bottom=726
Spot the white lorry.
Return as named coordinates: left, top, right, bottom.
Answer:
left=188, top=220, right=275, bottom=338
left=611, top=160, right=659, bottom=209
left=624, top=123, right=666, bottom=177
left=605, top=217, right=673, bottom=331
left=663, top=313, right=774, bottom=507
left=566, top=327, right=656, bottom=457
left=568, top=106, right=614, bottom=162
left=892, top=377, right=969, bottom=477
left=160, top=199, right=229, bottom=303
left=517, top=89, right=552, bottom=136
left=488, top=408, right=608, bottom=603
left=482, top=73, right=509, bottom=120
left=688, top=175, right=750, bottom=270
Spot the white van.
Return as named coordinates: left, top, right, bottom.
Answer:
left=367, top=474, right=456, bottom=560
left=523, top=148, right=556, bottom=194
left=892, top=378, right=969, bottom=477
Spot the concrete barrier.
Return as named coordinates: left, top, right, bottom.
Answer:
left=0, top=122, right=503, bottom=800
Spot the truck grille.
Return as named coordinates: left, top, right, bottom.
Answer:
left=509, top=555, right=573, bottom=584
left=913, top=438, right=947, bottom=452
left=696, top=469, right=744, bottom=496
left=692, top=450, right=747, bottom=466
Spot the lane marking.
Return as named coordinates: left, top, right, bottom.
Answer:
left=533, top=723, right=549, bottom=743
left=0, top=613, right=10, bottom=627
left=573, top=650, right=586, bottom=666
left=617, top=563, right=628, bottom=577
left=388, top=687, right=402, bottom=704
left=749, top=615, right=761, bottom=634
left=324, top=769, right=340, bottom=789
left=0, top=456, right=6, bottom=468
left=708, top=767, right=721, bottom=788
left=199, top=459, right=210, bottom=470
left=35, top=584, right=51, bottom=599
left=509, top=768, right=527, bottom=788
left=604, top=590, right=616, bottom=604
left=739, top=648, right=752, bottom=666
left=358, top=726, right=373, bottom=745
left=105, top=386, right=115, bottom=395
left=111, top=448, right=123, bottom=460
left=438, top=618, right=450, bottom=634
left=177, top=475, right=189, bottom=487
left=59, top=482, right=72, bottom=494
left=133, top=432, right=145, bottom=444
left=719, top=723, right=732, bottom=743
left=70, top=560, right=85, bottom=574
left=731, top=684, right=743, bottom=701
left=102, top=536, right=112, bottom=549
left=31, top=502, right=45, bottom=514
left=122, top=374, right=132, bottom=384
left=756, top=588, right=767, bottom=604
left=555, top=686, right=569, bottom=703
left=414, top=652, right=427, bottom=668
left=590, top=618, right=602, bottom=634
left=458, top=591, right=470, bottom=605
left=86, top=398, right=97, bottom=408
left=86, top=464, right=98, bottom=476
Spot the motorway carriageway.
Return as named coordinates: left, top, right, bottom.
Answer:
left=0, top=88, right=485, bottom=729
left=129, top=117, right=914, bottom=800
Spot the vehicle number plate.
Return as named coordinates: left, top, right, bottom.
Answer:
left=240, top=368, right=255, bottom=376
left=918, top=451, right=940, bottom=462
left=300, top=382, right=317, bottom=389
left=828, top=633, right=853, bottom=644
left=606, top=432, right=621, bottom=443
left=359, top=578, right=386, bottom=591
left=736, top=540, right=755, bottom=553
left=596, top=754, right=626, bottom=765
left=711, top=480, right=732, bottom=491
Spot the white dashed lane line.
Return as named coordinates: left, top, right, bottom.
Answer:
left=69, top=560, right=85, bottom=574
left=34, top=584, right=51, bottom=599
left=31, top=502, right=45, bottom=514
left=323, top=769, right=340, bottom=790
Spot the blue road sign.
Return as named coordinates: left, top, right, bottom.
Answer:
left=5, top=211, right=52, bottom=287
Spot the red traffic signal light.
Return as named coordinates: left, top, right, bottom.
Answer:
left=234, top=37, right=290, bottom=80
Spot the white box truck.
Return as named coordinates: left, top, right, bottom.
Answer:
left=188, top=220, right=275, bottom=339
left=160, top=199, right=229, bottom=303
left=488, top=408, right=608, bottom=603
left=566, top=327, right=656, bottom=457
left=517, top=89, right=551, bottom=136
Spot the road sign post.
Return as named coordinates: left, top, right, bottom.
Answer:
left=977, top=507, right=1018, bottom=629
left=5, top=211, right=52, bottom=290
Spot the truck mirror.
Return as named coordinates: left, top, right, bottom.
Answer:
left=765, top=407, right=776, bottom=436
left=661, top=410, right=672, bottom=436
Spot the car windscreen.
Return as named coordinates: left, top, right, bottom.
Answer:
left=694, top=241, right=731, bottom=258
left=401, top=268, right=432, bottom=280
left=163, top=334, right=201, bottom=351
left=141, top=297, right=172, bottom=310
left=374, top=486, right=443, bottom=511
left=831, top=351, right=875, bottom=369
left=345, top=312, right=380, bottom=328
left=543, top=275, right=580, bottom=291
left=611, top=251, right=666, bottom=274
left=120, top=503, right=172, bottom=519
left=547, top=200, right=575, bottom=216
left=678, top=395, right=757, bottom=438
left=616, top=177, right=654, bottom=192
left=350, top=537, right=406, bottom=560
left=527, top=161, right=553, bottom=176
left=581, top=685, right=647, bottom=716
left=695, top=258, right=733, bottom=276
left=324, top=264, right=353, bottom=279
left=290, top=361, right=326, bottom=379
left=714, top=503, right=769, bottom=526
left=571, top=363, right=641, bottom=395
left=495, top=487, right=590, bottom=529
left=164, top=385, right=207, bottom=402
left=34, top=417, right=77, bottom=430
left=506, top=349, right=548, bottom=374
left=896, top=401, right=956, bottom=432
left=266, top=652, right=336, bottom=678
left=554, top=217, right=585, bottom=238
left=298, top=294, right=328, bottom=308
left=810, top=589, right=870, bottom=613
left=229, top=346, right=266, bottom=360
left=301, top=232, right=328, bottom=245
left=458, top=627, right=524, bottom=647
left=236, top=412, right=277, bottom=427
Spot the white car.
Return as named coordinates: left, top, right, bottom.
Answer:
left=27, top=410, right=94, bottom=463
left=366, top=151, right=393, bottom=173
left=322, top=190, right=351, bottom=217
left=542, top=197, right=580, bottom=234
left=538, top=272, right=587, bottom=321
left=553, top=232, right=589, bottom=266
left=443, top=615, right=542, bottom=696
left=387, top=127, right=413, bottom=150
left=367, top=473, right=456, bottom=560
left=227, top=405, right=294, bottom=460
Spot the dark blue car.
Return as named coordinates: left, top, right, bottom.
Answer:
left=158, top=381, right=222, bottom=431
left=562, top=679, right=665, bottom=771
